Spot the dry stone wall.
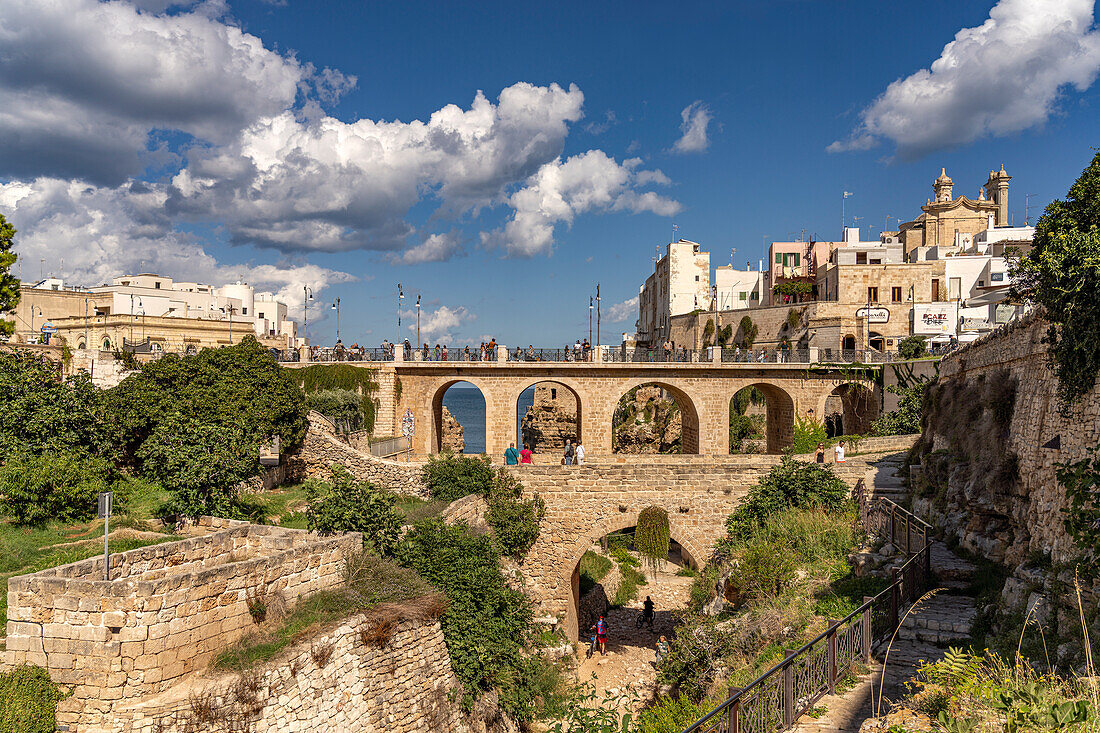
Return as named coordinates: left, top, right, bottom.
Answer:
left=295, top=411, right=427, bottom=496
left=5, top=520, right=359, bottom=730
left=105, top=616, right=468, bottom=733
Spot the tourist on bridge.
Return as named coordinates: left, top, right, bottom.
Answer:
left=520, top=443, right=533, bottom=464
left=563, top=440, right=575, bottom=465
left=442, top=344, right=448, bottom=361
left=463, top=345, right=471, bottom=361
left=504, top=442, right=520, bottom=466
left=422, top=343, right=429, bottom=361
left=574, top=440, right=585, bottom=465
left=434, top=344, right=441, bottom=361
left=403, top=339, right=411, bottom=360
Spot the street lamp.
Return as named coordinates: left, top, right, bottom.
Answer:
left=226, top=303, right=235, bottom=344
left=397, top=284, right=404, bottom=347
left=589, top=296, right=593, bottom=346
left=416, top=294, right=421, bottom=347
left=331, top=298, right=341, bottom=342
left=596, top=283, right=601, bottom=347
left=29, top=305, right=43, bottom=342
left=303, top=286, right=313, bottom=345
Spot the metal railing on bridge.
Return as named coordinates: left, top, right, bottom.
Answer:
left=679, top=493, right=933, bottom=733
left=368, top=435, right=412, bottom=458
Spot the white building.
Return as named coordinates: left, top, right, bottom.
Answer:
left=637, top=239, right=711, bottom=346
left=93, top=274, right=298, bottom=344
left=713, top=264, right=765, bottom=311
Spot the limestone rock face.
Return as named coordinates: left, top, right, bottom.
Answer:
left=520, top=384, right=578, bottom=451
left=613, top=385, right=682, bottom=453
left=441, top=406, right=465, bottom=453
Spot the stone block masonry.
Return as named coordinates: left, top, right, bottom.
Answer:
left=101, top=616, right=467, bottom=733
left=5, top=520, right=361, bottom=729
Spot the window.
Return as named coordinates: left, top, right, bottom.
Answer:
left=739, top=292, right=747, bottom=301
left=868, top=287, right=879, bottom=303
left=259, top=312, right=265, bottom=319
left=870, top=258, right=881, bottom=265
left=695, top=275, right=700, bottom=281
left=977, top=280, right=985, bottom=288
left=154, top=282, right=161, bottom=289
left=932, top=279, right=940, bottom=301
left=856, top=252, right=867, bottom=264
left=242, top=307, right=248, bottom=315
left=776, top=253, right=783, bottom=264
left=551, top=388, right=557, bottom=399
left=891, top=287, right=902, bottom=302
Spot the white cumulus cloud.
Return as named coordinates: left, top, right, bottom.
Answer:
left=393, top=232, right=464, bottom=264
left=828, top=0, right=1100, bottom=158
left=402, top=305, right=474, bottom=343
left=672, top=101, right=713, bottom=154
left=606, top=296, right=639, bottom=323
left=483, top=151, right=681, bottom=257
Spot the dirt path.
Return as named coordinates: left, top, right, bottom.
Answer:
left=575, top=561, right=694, bottom=711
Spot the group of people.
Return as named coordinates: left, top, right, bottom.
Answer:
left=814, top=440, right=847, bottom=463
left=587, top=596, right=670, bottom=666
left=503, top=438, right=586, bottom=465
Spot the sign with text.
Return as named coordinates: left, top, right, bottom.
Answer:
left=855, top=306, right=890, bottom=324
left=913, top=304, right=955, bottom=334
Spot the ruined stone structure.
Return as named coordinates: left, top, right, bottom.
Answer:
left=5, top=518, right=360, bottom=731
left=520, top=383, right=578, bottom=452
left=612, top=385, right=682, bottom=453
left=284, top=359, right=880, bottom=458
left=295, top=411, right=426, bottom=496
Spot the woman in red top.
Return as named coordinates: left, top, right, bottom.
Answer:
left=520, top=443, right=533, bottom=464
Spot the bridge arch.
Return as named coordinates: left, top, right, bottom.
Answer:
left=610, top=381, right=700, bottom=454
left=513, top=379, right=583, bottom=458
left=430, top=379, right=487, bottom=454
left=728, top=381, right=796, bottom=454
left=817, top=382, right=880, bottom=437
left=561, top=511, right=708, bottom=640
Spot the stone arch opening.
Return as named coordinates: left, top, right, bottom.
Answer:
left=729, top=382, right=795, bottom=454
left=869, top=331, right=886, bottom=351
left=842, top=335, right=857, bottom=350
left=821, top=382, right=879, bottom=437
left=564, top=514, right=704, bottom=640
left=516, top=381, right=582, bottom=460
left=431, top=380, right=486, bottom=454
left=611, top=382, right=700, bottom=454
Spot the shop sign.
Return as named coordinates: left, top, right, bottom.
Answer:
left=913, top=304, right=954, bottom=334
left=855, top=306, right=890, bottom=323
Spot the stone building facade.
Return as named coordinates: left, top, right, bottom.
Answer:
left=898, top=166, right=1010, bottom=255
left=638, top=239, right=712, bottom=346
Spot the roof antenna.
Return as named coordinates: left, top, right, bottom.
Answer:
left=672, top=223, right=679, bottom=242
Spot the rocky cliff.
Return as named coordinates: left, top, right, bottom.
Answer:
left=441, top=406, right=465, bottom=453
left=612, top=385, right=682, bottom=453
left=520, top=383, right=578, bottom=451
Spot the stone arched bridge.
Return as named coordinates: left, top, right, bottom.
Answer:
left=287, top=359, right=881, bottom=456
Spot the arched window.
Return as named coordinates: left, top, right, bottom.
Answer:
left=102, top=338, right=111, bottom=350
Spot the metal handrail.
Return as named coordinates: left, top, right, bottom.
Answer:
left=679, top=498, right=932, bottom=733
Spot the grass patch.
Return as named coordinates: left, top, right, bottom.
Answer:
left=0, top=519, right=179, bottom=632
left=609, top=548, right=647, bottom=607
left=214, top=552, right=435, bottom=672
left=394, top=495, right=450, bottom=525
left=256, top=484, right=311, bottom=526
left=578, top=551, right=613, bottom=596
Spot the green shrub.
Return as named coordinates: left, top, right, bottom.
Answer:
left=897, top=335, right=927, bottom=360
left=0, top=450, right=110, bottom=526
left=396, top=519, right=532, bottom=714
left=305, top=467, right=403, bottom=556
left=724, top=456, right=848, bottom=539
left=295, top=364, right=379, bottom=433
left=734, top=540, right=797, bottom=599
left=579, top=551, right=613, bottom=596
left=0, top=664, right=67, bottom=733
left=305, top=389, right=366, bottom=433
left=422, top=452, right=494, bottom=501
left=688, top=563, right=721, bottom=612
left=635, top=691, right=717, bottom=733
left=138, top=414, right=260, bottom=520
left=870, top=382, right=929, bottom=436
left=791, top=416, right=828, bottom=454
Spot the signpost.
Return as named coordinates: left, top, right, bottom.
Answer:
left=98, top=491, right=113, bottom=581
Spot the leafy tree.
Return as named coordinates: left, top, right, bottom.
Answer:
left=716, top=323, right=734, bottom=347
left=0, top=351, right=114, bottom=461
left=137, top=413, right=259, bottom=519
left=791, top=415, right=828, bottom=454
left=724, top=456, right=848, bottom=539
left=0, top=213, right=19, bottom=337
left=295, top=364, right=378, bottom=433
left=1056, top=444, right=1100, bottom=574
left=736, top=315, right=759, bottom=349
left=0, top=450, right=110, bottom=526
left=421, top=452, right=494, bottom=501
left=305, top=466, right=403, bottom=556
left=1013, top=151, right=1100, bottom=407
left=305, top=389, right=365, bottom=433
left=897, top=335, right=927, bottom=360
left=870, top=382, right=929, bottom=436
left=110, top=336, right=308, bottom=464
left=396, top=519, right=533, bottom=711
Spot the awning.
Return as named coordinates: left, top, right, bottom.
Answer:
left=964, top=287, right=1011, bottom=308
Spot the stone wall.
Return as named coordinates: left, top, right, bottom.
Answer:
left=5, top=521, right=359, bottom=729
left=913, top=313, right=1100, bottom=566
left=441, top=406, right=466, bottom=453
left=520, top=383, right=578, bottom=452
left=295, top=411, right=427, bottom=497
left=104, top=615, right=467, bottom=733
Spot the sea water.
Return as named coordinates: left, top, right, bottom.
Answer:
left=440, top=384, right=536, bottom=456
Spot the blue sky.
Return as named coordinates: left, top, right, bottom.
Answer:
left=2, top=0, right=1099, bottom=346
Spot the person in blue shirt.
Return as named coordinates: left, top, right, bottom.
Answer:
left=504, top=442, right=520, bottom=465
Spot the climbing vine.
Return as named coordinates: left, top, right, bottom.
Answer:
left=1057, top=444, right=1100, bottom=574
left=294, top=364, right=379, bottom=433
left=635, top=505, right=670, bottom=574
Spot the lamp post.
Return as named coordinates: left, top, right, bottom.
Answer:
left=303, top=286, right=313, bottom=345
left=596, top=283, right=601, bottom=347
left=416, top=294, right=421, bottom=347
left=128, top=293, right=135, bottom=347
left=83, top=298, right=93, bottom=349
left=331, top=298, right=341, bottom=342
left=226, top=303, right=235, bottom=345
left=842, top=191, right=853, bottom=237
left=30, top=305, right=42, bottom=342
left=397, top=284, right=404, bottom=347
left=589, top=296, right=593, bottom=346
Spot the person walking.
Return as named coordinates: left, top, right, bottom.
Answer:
left=504, top=442, right=520, bottom=466
left=641, top=595, right=655, bottom=629
left=655, top=635, right=669, bottom=667
left=592, top=615, right=608, bottom=655
left=815, top=443, right=825, bottom=464
left=834, top=440, right=846, bottom=463
left=442, top=344, right=448, bottom=361
left=563, top=440, right=575, bottom=466
left=520, top=443, right=533, bottom=464
left=574, top=439, right=585, bottom=465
